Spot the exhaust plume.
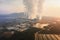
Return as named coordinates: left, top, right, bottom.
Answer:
left=23, top=0, right=44, bottom=19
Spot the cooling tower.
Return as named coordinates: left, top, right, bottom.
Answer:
left=23, top=0, right=44, bottom=19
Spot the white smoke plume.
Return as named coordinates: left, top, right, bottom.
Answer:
left=23, top=0, right=44, bottom=19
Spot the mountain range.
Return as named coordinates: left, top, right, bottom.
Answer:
left=0, top=12, right=27, bottom=23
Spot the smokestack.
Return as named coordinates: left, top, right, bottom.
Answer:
left=23, top=0, right=44, bottom=19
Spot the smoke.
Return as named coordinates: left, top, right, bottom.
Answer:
left=23, top=0, right=44, bottom=19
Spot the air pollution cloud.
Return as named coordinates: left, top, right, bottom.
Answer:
left=23, top=0, right=44, bottom=19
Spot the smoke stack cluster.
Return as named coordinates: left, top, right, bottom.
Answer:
left=23, top=0, right=44, bottom=19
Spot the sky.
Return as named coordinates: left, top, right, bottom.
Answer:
left=0, top=0, right=24, bottom=14
left=42, top=0, right=60, bottom=17
left=0, top=0, right=60, bottom=17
